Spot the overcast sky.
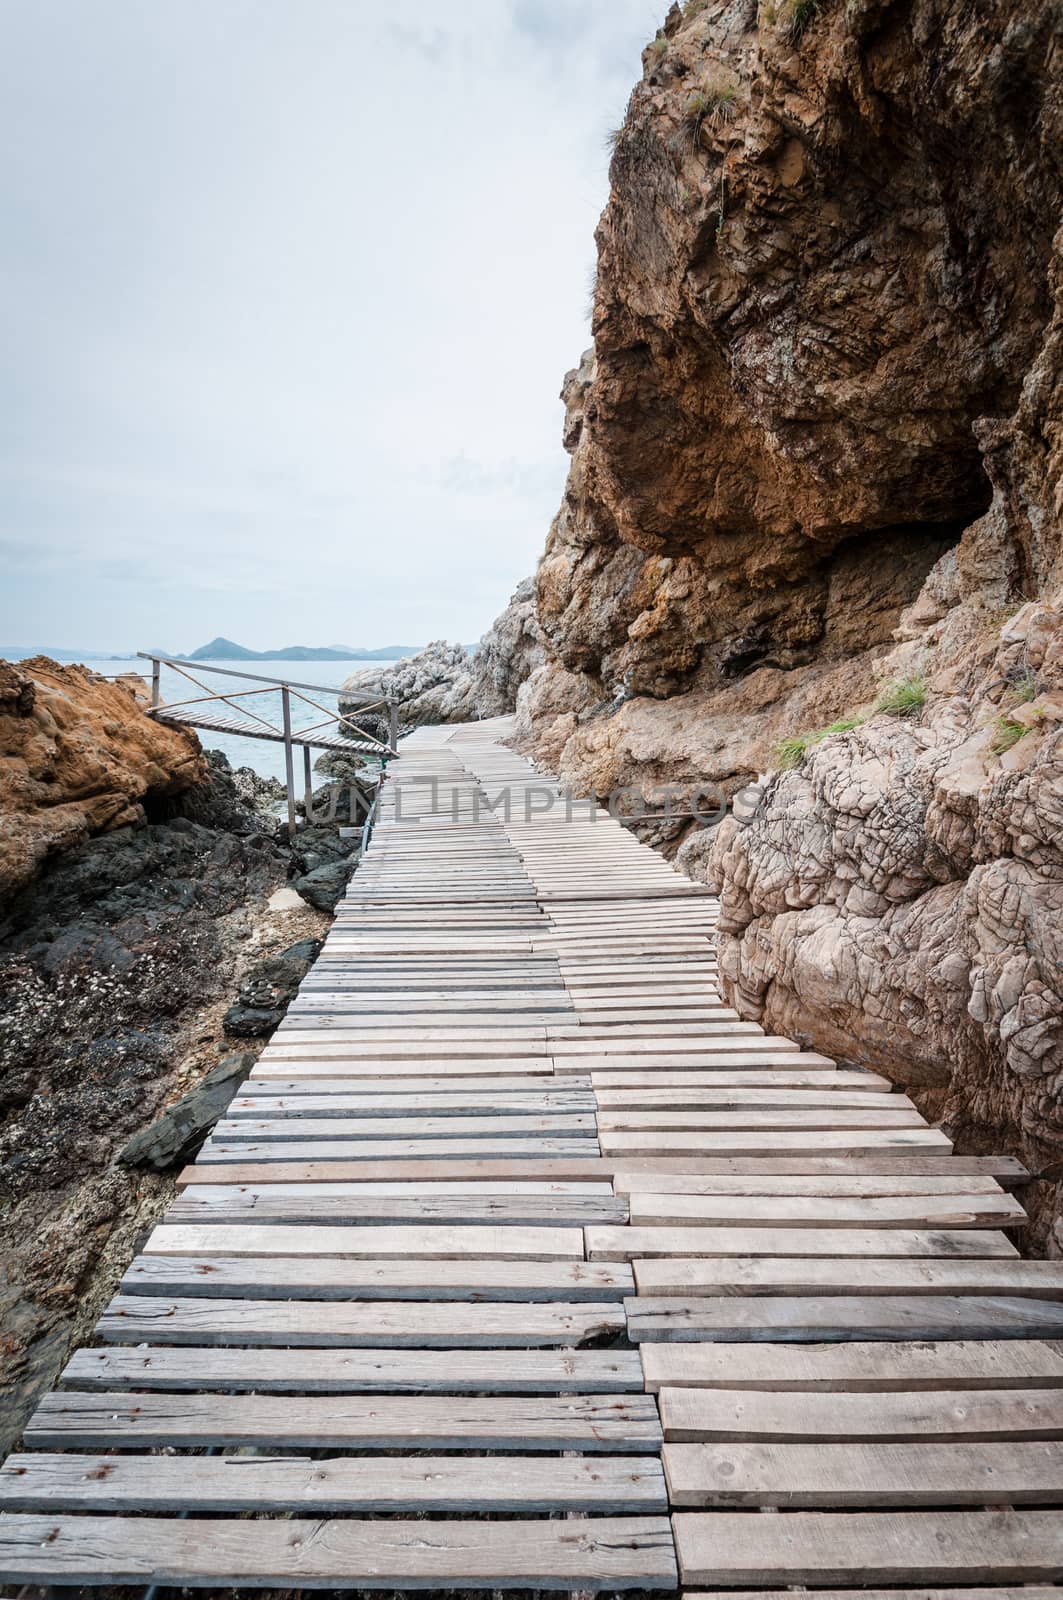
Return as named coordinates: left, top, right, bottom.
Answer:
left=1, top=0, right=664, bottom=654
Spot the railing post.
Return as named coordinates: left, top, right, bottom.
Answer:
left=303, top=744, right=314, bottom=821
left=281, top=686, right=297, bottom=841
left=151, top=658, right=161, bottom=708
left=388, top=698, right=399, bottom=754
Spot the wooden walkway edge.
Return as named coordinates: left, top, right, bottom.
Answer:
left=1, top=714, right=1060, bottom=1595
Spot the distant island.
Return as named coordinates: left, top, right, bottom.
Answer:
left=3, top=638, right=421, bottom=663
left=182, top=637, right=420, bottom=662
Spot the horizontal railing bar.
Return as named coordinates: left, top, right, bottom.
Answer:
left=137, top=652, right=396, bottom=703
left=151, top=686, right=276, bottom=714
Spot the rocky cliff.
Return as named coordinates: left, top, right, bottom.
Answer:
left=338, top=590, right=546, bottom=735
left=0, top=659, right=206, bottom=900
left=0, top=662, right=350, bottom=1451
left=515, top=0, right=1063, bottom=1237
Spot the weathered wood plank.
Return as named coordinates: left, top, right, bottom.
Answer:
left=597, top=1083, right=895, bottom=1106
left=660, top=1383, right=1063, bottom=1440
left=175, top=1153, right=1030, bottom=1185
left=197, top=1137, right=598, bottom=1161
left=97, top=1295, right=624, bottom=1347
left=640, top=1338, right=1063, bottom=1392
left=0, top=1451, right=667, bottom=1514
left=627, top=1295, right=1063, bottom=1342
left=27, top=1390, right=664, bottom=1451
left=627, top=1193, right=1025, bottom=1228
left=252, top=1057, right=556, bottom=1077
left=60, top=1344, right=646, bottom=1393
left=209, top=1113, right=597, bottom=1139
left=632, top=1256, right=1063, bottom=1297
left=0, top=1513, right=679, bottom=1589
left=241, top=1075, right=590, bottom=1095
left=230, top=1090, right=595, bottom=1114
left=618, top=1173, right=1004, bottom=1196
left=673, top=1508, right=1063, bottom=1587
left=600, top=1108, right=926, bottom=1131
left=144, top=1222, right=587, bottom=1260
left=598, top=1130, right=953, bottom=1157
left=684, top=1590, right=1063, bottom=1599
left=167, top=1190, right=627, bottom=1227
left=586, top=1225, right=1017, bottom=1260
left=120, top=1254, right=635, bottom=1301
left=663, top=1439, right=1063, bottom=1506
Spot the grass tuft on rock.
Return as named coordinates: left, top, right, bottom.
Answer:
left=776, top=714, right=866, bottom=769
left=686, top=78, right=739, bottom=136
left=1010, top=667, right=1039, bottom=704
left=875, top=673, right=927, bottom=717
left=991, top=714, right=1029, bottom=755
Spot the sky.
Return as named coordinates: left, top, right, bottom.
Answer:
left=0, top=0, right=665, bottom=654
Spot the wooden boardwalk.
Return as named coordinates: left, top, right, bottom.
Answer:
left=1, top=716, right=1062, bottom=1593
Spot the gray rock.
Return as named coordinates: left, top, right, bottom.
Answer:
left=222, top=938, right=322, bottom=1036
left=292, top=858, right=352, bottom=911
left=118, top=1051, right=256, bottom=1170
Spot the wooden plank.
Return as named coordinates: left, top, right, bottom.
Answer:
left=168, top=1189, right=628, bottom=1226
left=209, top=1113, right=597, bottom=1138
left=598, top=1130, right=953, bottom=1157
left=168, top=1178, right=613, bottom=1194
left=673, top=1508, right=1063, bottom=1587
left=27, top=1390, right=664, bottom=1451
left=60, top=1344, right=646, bottom=1393
left=252, top=1057, right=556, bottom=1077
left=0, top=1451, right=667, bottom=1514
left=197, top=1137, right=599, bottom=1161
left=0, top=1513, right=679, bottom=1589
left=599, top=1109, right=925, bottom=1131
left=240, top=1076, right=591, bottom=1095
left=640, top=1338, right=1063, bottom=1392
left=176, top=1153, right=1030, bottom=1187
left=597, top=1081, right=894, bottom=1103
left=553, top=1042, right=804, bottom=1061
left=177, top=1157, right=611, bottom=1186
left=627, top=1193, right=1025, bottom=1228
left=97, top=1295, right=625, bottom=1347
left=230, top=1091, right=595, bottom=1114
left=121, top=1255, right=635, bottom=1301
left=660, top=1383, right=1063, bottom=1441
left=663, top=1439, right=1063, bottom=1507
left=684, top=1591, right=1063, bottom=1599
left=627, top=1296, right=1063, bottom=1343
left=586, top=1226, right=1017, bottom=1261
left=144, top=1222, right=586, bottom=1259
left=618, top=1173, right=1004, bottom=1196
left=633, top=1256, right=1063, bottom=1297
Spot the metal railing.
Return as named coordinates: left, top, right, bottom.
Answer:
left=136, top=653, right=400, bottom=839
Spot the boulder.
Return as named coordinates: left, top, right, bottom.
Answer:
left=119, top=1052, right=256, bottom=1169
left=222, top=937, right=322, bottom=1036
left=0, top=658, right=206, bottom=903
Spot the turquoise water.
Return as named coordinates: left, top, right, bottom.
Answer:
left=47, top=655, right=409, bottom=783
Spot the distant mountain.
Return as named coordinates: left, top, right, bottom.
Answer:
left=186, top=637, right=420, bottom=661
left=2, top=645, right=130, bottom=662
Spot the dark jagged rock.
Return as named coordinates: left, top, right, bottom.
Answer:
left=222, top=938, right=322, bottom=1036
left=119, top=1051, right=256, bottom=1169
left=166, top=748, right=286, bottom=835
left=293, top=858, right=354, bottom=912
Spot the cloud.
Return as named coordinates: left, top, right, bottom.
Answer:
left=0, top=0, right=665, bottom=652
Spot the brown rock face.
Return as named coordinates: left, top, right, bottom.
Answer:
left=0, top=659, right=206, bottom=902
left=518, top=0, right=1063, bottom=804
left=515, top=1, right=1063, bottom=1238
